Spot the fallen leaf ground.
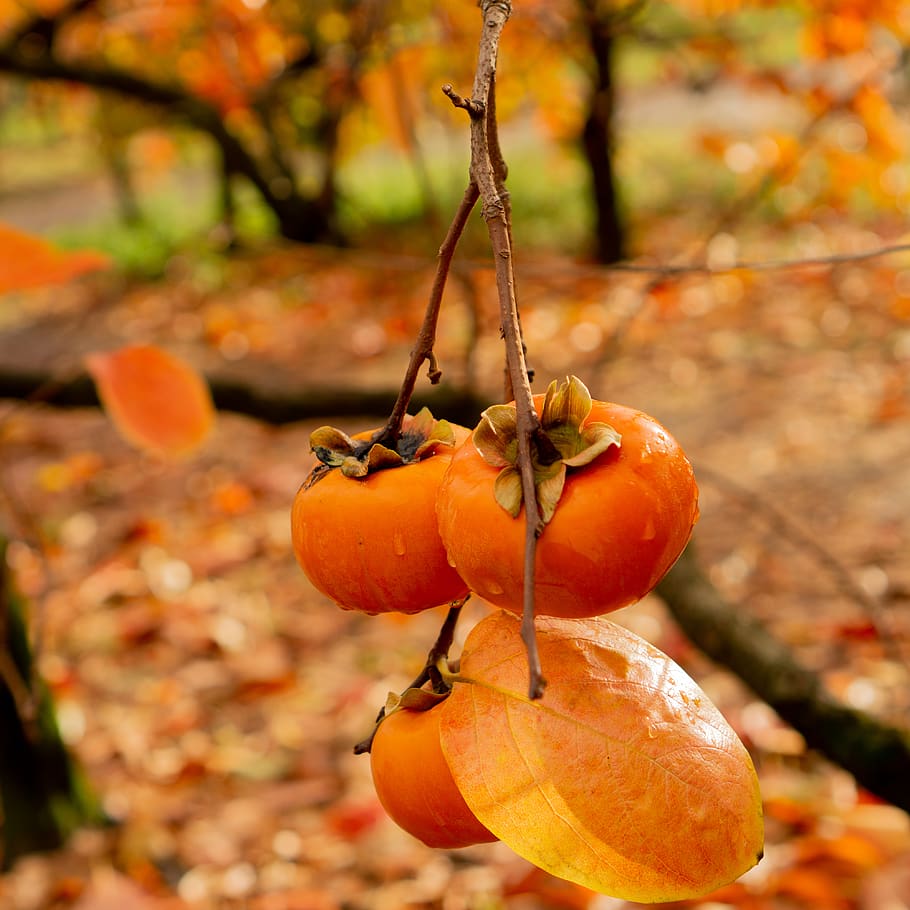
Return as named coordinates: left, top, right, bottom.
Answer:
left=1, top=232, right=909, bottom=909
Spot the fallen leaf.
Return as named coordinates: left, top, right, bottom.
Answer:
left=0, top=222, right=109, bottom=293
left=86, top=344, right=215, bottom=457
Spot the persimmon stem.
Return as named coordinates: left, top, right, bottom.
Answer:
left=465, top=0, right=546, bottom=699
left=352, top=597, right=467, bottom=755
left=425, top=597, right=467, bottom=691
left=374, top=183, right=479, bottom=448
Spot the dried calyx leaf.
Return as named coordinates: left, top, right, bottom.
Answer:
left=384, top=686, right=450, bottom=715
left=310, top=407, right=456, bottom=480
left=473, top=375, right=621, bottom=524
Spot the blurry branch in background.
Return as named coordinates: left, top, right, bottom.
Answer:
left=598, top=239, right=910, bottom=277
left=0, top=364, right=491, bottom=429
left=1, top=229, right=908, bottom=424
left=5, top=0, right=99, bottom=49
left=696, top=464, right=906, bottom=668
left=0, top=534, right=104, bottom=869
left=0, top=5, right=340, bottom=244
left=657, top=547, right=910, bottom=814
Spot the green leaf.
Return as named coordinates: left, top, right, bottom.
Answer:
left=536, top=462, right=567, bottom=525
left=541, top=375, right=593, bottom=430
left=562, top=422, right=622, bottom=468
left=413, top=416, right=457, bottom=459
left=472, top=377, right=621, bottom=524
left=474, top=405, right=519, bottom=467
left=493, top=467, right=524, bottom=517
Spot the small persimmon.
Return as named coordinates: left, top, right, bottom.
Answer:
left=291, top=410, right=470, bottom=615
left=370, top=701, right=497, bottom=849
left=435, top=377, right=698, bottom=618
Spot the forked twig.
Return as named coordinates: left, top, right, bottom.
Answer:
left=451, top=0, right=546, bottom=698
left=374, top=183, right=479, bottom=447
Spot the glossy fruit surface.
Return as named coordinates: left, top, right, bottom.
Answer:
left=291, top=422, right=470, bottom=615
left=436, top=396, right=698, bottom=618
left=370, top=703, right=497, bottom=849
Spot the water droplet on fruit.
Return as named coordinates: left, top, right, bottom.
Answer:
left=446, top=553, right=457, bottom=568
left=641, top=517, right=656, bottom=541
left=646, top=723, right=660, bottom=739
left=393, top=532, right=406, bottom=556
left=487, top=581, right=504, bottom=595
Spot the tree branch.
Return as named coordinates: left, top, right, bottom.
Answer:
left=657, top=546, right=910, bottom=812
left=0, top=365, right=489, bottom=428
left=374, top=182, right=479, bottom=446
left=460, top=0, right=545, bottom=699
left=4, top=359, right=909, bottom=808
left=5, top=0, right=99, bottom=49
left=0, top=45, right=332, bottom=243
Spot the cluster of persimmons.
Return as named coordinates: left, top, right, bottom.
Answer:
left=291, top=376, right=763, bottom=902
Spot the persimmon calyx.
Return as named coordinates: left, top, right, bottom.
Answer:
left=309, top=408, right=457, bottom=479
left=384, top=686, right=450, bottom=715
left=473, top=375, right=621, bottom=524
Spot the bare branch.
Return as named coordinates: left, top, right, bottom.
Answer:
left=463, top=0, right=546, bottom=699
left=375, top=183, right=480, bottom=445
left=658, top=547, right=910, bottom=812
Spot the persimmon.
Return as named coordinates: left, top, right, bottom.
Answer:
left=436, top=377, right=698, bottom=618
left=369, top=700, right=497, bottom=849
left=291, top=410, right=471, bottom=615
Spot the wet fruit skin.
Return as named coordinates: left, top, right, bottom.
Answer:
left=370, top=704, right=497, bottom=849
left=291, top=425, right=471, bottom=615
left=436, top=398, right=698, bottom=618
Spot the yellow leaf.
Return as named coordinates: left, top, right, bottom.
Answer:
left=439, top=611, right=763, bottom=902
left=85, top=345, right=215, bottom=458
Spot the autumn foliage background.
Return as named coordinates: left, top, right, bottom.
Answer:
left=1, top=0, right=910, bottom=908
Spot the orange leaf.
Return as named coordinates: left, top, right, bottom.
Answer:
left=439, top=611, right=764, bottom=902
left=86, top=345, right=215, bottom=457
left=0, top=222, right=108, bottom=294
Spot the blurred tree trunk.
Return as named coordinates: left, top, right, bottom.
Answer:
left=579, top=0, right=625, bottom=264
left=657, top=546, right=910, bottom=812
left=0, top=7, right=341, bottom=247
left=0, top=536, right=102, bottom=870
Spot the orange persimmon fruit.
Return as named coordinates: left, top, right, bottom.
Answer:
left=291, top=412, right=470, bottom=615
left=436, top=378, right=698, bottom=618
left=370, top=701, right=497, bottom=849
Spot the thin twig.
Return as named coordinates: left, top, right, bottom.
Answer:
left=352, top=597, right=468, bottom=754
left=425, top=598, right=468, bottom=690
left=374, top=183, right=479, bottom=445
left=460, top=0, right=546, bottom=699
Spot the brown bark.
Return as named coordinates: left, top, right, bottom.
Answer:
left=579, top=0, right=625, bottom=264
left=657, top=546, right=910, bottom=812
